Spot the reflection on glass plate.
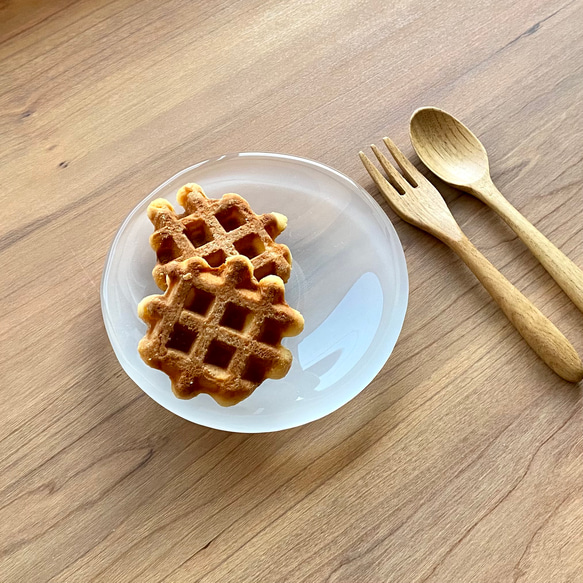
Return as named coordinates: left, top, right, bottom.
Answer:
left=101, top=153, right=408, bottom=432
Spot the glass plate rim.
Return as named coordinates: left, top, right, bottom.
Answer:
left=100, top=151, right=409, bottom=432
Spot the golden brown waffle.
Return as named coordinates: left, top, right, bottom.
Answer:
left=148, top=183, right=292, bottom=290
left=138, top=255, right=304, bottom=406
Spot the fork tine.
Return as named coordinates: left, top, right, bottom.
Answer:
left=382, top=136, right=419, bottom=187
left=359, top=151, right=402, bottom=203
left=371, top=144, right=408, bottom=194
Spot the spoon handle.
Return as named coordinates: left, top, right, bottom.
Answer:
left=447, top=235, right=583, bottom=382
left=474, top=181, right=583, bottom=314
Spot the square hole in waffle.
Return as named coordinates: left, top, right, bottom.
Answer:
left=233, top=233, right=265, bottom=259
left=156, top=237, right=182, bottom=265
left=214, top=206, right=246, bottom=232
left=147, top=184, right=292, bottom=290
left=183, top=218, right=213, bottom=248
left=203, top=249, right=227, bottom=267
left=256, top=318, right=283, bottom=345
left=167, top=323, right=198, bottom=353
left=138, top=255, right=304, bottom=406
left=220, top=303, right=253, bottom=331
left=242, top=355, right=276, bottom=384
left=204, top=340, right=236, bottom=370
left=183, top=287, right=215, bottom=315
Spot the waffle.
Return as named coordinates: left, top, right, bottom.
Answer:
left=148, top=183, right=292, bottom=290
left=138, top=255, right=304, bottom=406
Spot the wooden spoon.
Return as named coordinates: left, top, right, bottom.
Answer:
left=410, top=106, right=583, bottom=314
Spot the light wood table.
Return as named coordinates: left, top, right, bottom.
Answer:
left=2, top=1, right=582, bottom=581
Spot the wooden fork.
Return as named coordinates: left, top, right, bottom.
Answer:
left=359, top=138, right=583, bottom=383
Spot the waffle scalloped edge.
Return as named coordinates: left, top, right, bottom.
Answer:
left=147, top=183, right=292, bottom=290
left=137, top=255, right=304, bottom=406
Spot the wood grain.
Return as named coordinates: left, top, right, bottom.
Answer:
left=361, top=142, right=583, bottom=382
left=1, top=0, right=583, bottom=581
left=410, top=106, right=583, bottom=314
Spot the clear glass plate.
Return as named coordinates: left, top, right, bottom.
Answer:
left=101, top=153, right=408, bottom=432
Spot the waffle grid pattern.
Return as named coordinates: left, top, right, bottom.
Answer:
left=148, top=183, right=292, bottom=290
left=138, top=256, right=303, bottom=405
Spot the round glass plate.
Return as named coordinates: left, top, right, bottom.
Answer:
left=101, top=153, right=408, bottom=432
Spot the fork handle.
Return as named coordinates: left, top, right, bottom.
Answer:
left=472, top=180, right=583, bottom=314
left=448, top=235, right=583, bottom=382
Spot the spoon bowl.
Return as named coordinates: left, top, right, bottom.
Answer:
left=410, top=107, right=489, bottom=188
left=409, top=106, right=583, bottom=316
